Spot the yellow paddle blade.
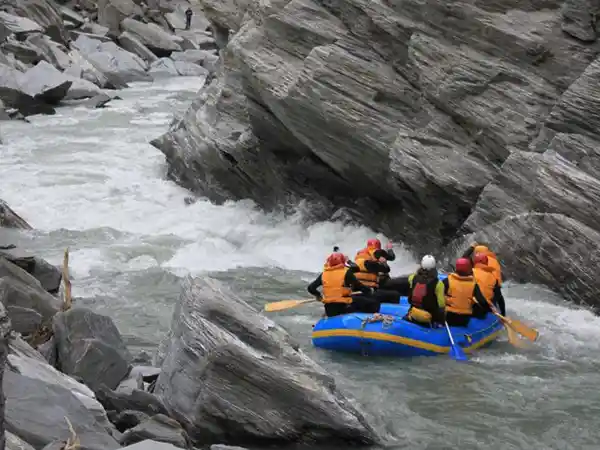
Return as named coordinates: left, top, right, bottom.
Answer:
left=494, top=312, right=539, bottom=342
left=506, top=318, right=539, bottom=342
left=263, top=299, right=318, bottom=312
left=505, top=324, right=530, bottom=349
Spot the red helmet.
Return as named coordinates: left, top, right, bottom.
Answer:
left=367, top=238, right=381, bottom=250
left=326, top=252, right=346, bottom=267
left=455, top=257, right=472, bottom=275
left=473, top=252, right=488, bottom=266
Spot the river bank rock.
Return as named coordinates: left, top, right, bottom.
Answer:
left=0, top=200, right=31, bottom=230
left=151, top=0, right=600, bottom=309
left=0, top=0, right=218, bottom=116
left=154, top=276, right=378, bottom=447
left=52, top=307, right=133, bottom=390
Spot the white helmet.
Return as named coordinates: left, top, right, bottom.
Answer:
left=421, top=255, right=436, bottom=270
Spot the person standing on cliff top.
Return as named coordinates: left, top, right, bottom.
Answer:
left=185, top=7, right=193, bottom=30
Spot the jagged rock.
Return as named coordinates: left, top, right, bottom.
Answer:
left=25, top=34, right=72, bottom=70
left=6, top=306, right=41, bottom=335
left=116, top=365, right=161, bottom=394
left=108, top=410, right=150, bottom=432
left=173, top=60, right=208, bottom=77
left=64, top=47, right=113, bottom=88
left=148, top=57, right=179, bottom=78
left=0, top=257, right=62, bottom=322
left=72, top=34, right=150, bottom=85
left=4, top=370, right=120, bottom=449
left=0, top=245, right=62, bottom=294
left=7, top=336, right=116, bottom=435
left=19, top=61, right=72, bottom=104
left=121, top=440, right=185, bottom=450
left=0, top=303, right=11, bottom=450
left=82, top=92, right=113, bottom=108
left=210, top=446, right=249, bottom=450
left=81, top=22, right=110, bottom=37
left=60, top=5, right=86, bottom=28
left=1, top=0, right=70, bottom=46
left=118, top=31, right=159, bottom=63
left=154, top=276, right=378, bottom=446
left=0, top=199, right=31, bottom=229
left=1, top=38, right=45, bottom=65
left=119, top=414, right=192, bottom=449
left=53, top=307, right=133, bottom=390
left=70, top=30, right=113, bottom=42
left=561, top=0, right=599, bottom=42
left=0, top=11, right=43, bottom=40
left=120, top=18, right=182, bottom=57
left=6, top=431, right=35, bottom=450
left=95, top=385, right=170, bottom=417
left=97, top=0, right=142, bottom=35
left=170, top=49, right=215, bottom=66
left=22, top=60, right=101, bottom=100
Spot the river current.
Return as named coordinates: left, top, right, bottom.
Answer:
left=1, top=76, right=598, bottom=450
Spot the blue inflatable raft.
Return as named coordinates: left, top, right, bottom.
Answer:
left=311, top=273, right=504, bottom=357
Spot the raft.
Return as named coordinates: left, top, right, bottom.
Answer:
left=311, top=273, right=504, bottom=357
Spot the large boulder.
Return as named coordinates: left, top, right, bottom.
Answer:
left=0, top=245, right=62, bottom=294
left=53, top=307, right=133, bottom=390
left=0, top=257, right=62, bottom=330
left=120, top=18, right=182, bottom=57
left=119, top=414, right=192, bottom=448
left=72, top=34, right=151, bottom=85
left=0, top=63, right=56, bottom=116
left=0, top=302, right=12, bottom=450
left=0, top=199, right=31, bottom=229
left=0, top=11, right=43, bottom=40
left=21, top=60, right=102, bottom=100
left=154, top=276, right=378, bottom=446
left=97, top=0, right=142, bottom=36
left=19, top=60, right=72, bottom=103
left=118, top=31, right=159, bottom=63
left=4, top=370, right=121, bottom=449
left=1, top=0, right=70, bottom=45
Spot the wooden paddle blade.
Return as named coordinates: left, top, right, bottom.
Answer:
left=505, top=325, right=530, bottom=349
left=507, top=319, right=539, bottom=342
left=263, top=299, right=317, bottom=312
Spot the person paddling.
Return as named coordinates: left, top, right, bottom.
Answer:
left=307, top=252, right=379, bottom=317
left=405, top=255, right=446, bottom=327
left=472, top=252, right=506, bottom=315
left=443, top=258, right=490, bottom=327
left=353, top=238, right=401, bottom=303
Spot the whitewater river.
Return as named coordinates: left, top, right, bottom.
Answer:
left=1, top=76, right=599, bottom=450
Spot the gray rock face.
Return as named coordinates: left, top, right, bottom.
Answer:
left=152, top=0, right=600, bottom=308
left=97, top=0, right=142, bottom=35
left=154, top=276, right=378, bottom=446
left=1, top=0, right=70, bottom=45
left=119, top=414, right=192, bottom=449
left=0, top=303, right=12, bottom=450
left=0, top=11, right=43, bottom=39
left=0, top=200, right=31, bottom=229
left=6, top=431, right=35, bottom=450
left=118, top=31, right=159, bottom=63
left=121, top=440, right=185, bottom=450
left=53, top=307, right=133, bottom=390
left=4, top=370, right=120, bottom=449
left=0, top=257, right=62, bottom=324
left=73, top=34, right=151, bottom=85
left=121, top=18, right=182, bottom=56
left=0, top=245, right=62, bottom=294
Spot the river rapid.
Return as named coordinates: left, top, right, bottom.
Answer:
left=1, top=76, right=599, bottom=450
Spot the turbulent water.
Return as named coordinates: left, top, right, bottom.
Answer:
left=1, top=77, right=599, bottom=450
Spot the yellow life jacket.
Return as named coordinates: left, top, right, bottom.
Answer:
left=445, top=273, right=476, bottom=315
left=474, top=246, right=502, bottom=286
left=473, top=264, right=496, bottom=307
left=322, top=264, right=353, bottom=304
left=354, top=247, right=378, bottom=288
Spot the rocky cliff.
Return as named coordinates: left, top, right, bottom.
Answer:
left=152, top=0, right=600, bottom=309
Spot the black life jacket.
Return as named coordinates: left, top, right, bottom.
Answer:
left=408, top=270, right=439, bottom=314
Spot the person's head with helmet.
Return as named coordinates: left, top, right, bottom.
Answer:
left=473, top=252, right=488, bottom=267
left=325, top=252, right=347, bottom=268
left=454, top=257, right=473, bottom=276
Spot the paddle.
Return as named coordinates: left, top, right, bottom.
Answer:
left=444, top=321, right=468, bottom=362
left=492, top=311, right=539, bottom=342
left=264, top=298, right=319, bottom=312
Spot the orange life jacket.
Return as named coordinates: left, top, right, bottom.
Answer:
left=445, top=273, right=476, bottom=315
left=354, top=247, right=378, bottom=288
left=322, top=264, right=353, bottom=304
left=473, top=264, right=496, bottom=307
left=474, top=246, right=502, bottom=286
